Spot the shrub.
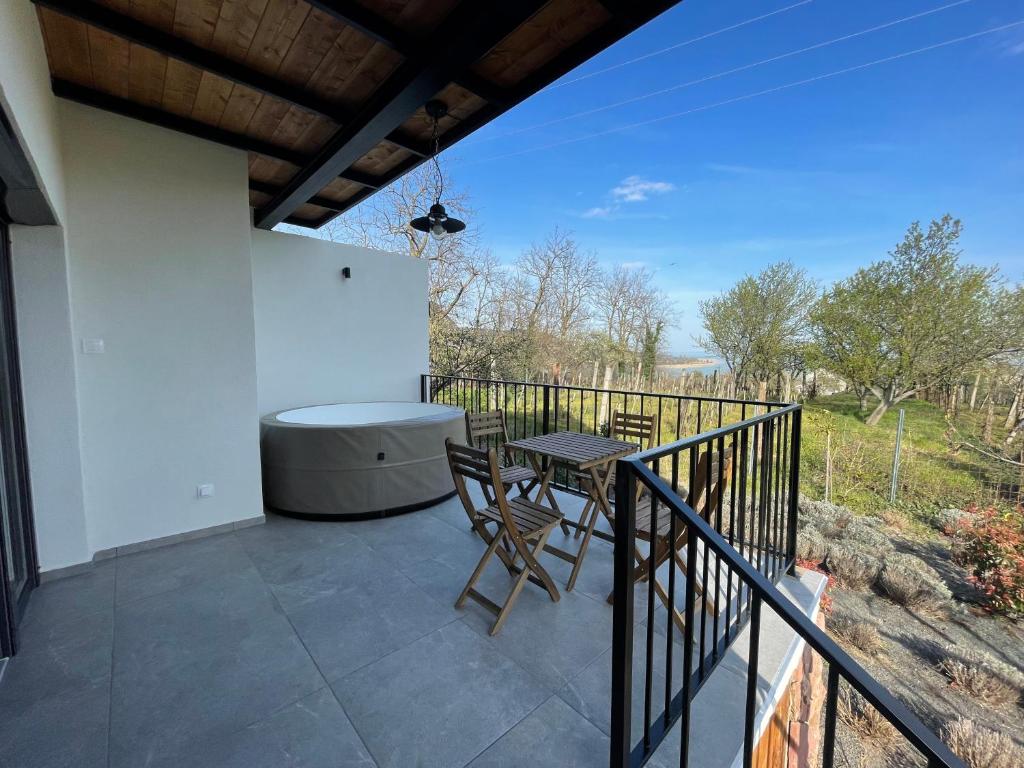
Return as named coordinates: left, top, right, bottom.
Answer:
left=828, top=613, right=885, bottom=657
left=941, top=718, right=1024, bottom=768
left=877, top=552, right=952, bottom=617
left=951, top=505, right=1024, bottom=616
left=837, top=687, right=898, bottom=746
left=937, top=644, right=1023, bottom=706
left=796, top=525, right=829, bottom=563
left=932, top=507, right=971, bottom=534
left=825, top=543, right=883, bottom=590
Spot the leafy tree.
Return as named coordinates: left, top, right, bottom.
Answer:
left=810, top=216, right=1021, bottom=426
left=697, top=262, right=817, bottom=395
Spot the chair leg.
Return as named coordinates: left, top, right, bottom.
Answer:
left=456, top=528, right=504, bottom=609
left=489, top=529, right=558, bottom=635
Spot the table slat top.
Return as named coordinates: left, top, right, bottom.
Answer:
left=506, top=431, right=638, bottom=469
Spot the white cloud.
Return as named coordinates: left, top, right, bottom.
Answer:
left=611, top=175, right=675, bottom=203
left=581, top=206, right=613, bottom=219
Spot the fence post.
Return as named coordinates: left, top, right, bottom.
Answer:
left=609, top=461, right=637, bottom=768
left=787, top=407, right=802, bottom=575
left=420, top=374, right=428, bottom=404
left=889, top=408, right=905, bottom=504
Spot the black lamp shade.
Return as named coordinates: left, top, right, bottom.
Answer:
left=410, top=202, right=465, bottom=237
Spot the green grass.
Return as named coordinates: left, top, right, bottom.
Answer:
left=800, top=393, right=1016, bottom=525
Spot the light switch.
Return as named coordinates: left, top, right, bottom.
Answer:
left=81, top=338, right=105, bottom=355
left=197, top=483, right=215, bottom=498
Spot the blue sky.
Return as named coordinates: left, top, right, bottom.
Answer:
left=381, top=0, right=1024, bottom=355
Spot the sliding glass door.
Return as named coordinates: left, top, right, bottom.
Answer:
left=0, top=215, right=37, bottom=658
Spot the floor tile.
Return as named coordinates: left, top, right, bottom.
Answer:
left=0, top=677, right=109, bottom=768
left=115, top=533, right=257, bottom=605
left=467, top=695, right=609, bottom=768
left=0, top=607, right=112, bottom=708
left=280, top=570, right=457, bottom=682
left=239, top=524, right=378, bottom=593
left=21, top=560, right=115, bottom=629
left=460, top=581, right=614, bottom=692
left=333, top=622, right=549, bottom=768
left=346, top=511, right=476, bottom=564
left=109, top=569, right=324, bottom=767
left=143, top=688, right=377, bottom=768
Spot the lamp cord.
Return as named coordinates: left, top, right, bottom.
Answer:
left=430, top=116, right=443, bottom=205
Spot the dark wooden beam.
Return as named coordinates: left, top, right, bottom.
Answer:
left=309, top=0, right=685, bottom=229
left=254, top=0, right=549, bottom=229
left=32, top=0, right=429, bottom=157
left=52, top=79, right=385, bottom=189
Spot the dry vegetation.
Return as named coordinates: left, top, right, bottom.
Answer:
left=941, top=718, right=1024, bottom=768
left=837, top=687, right=899, bottom=746
left=828, top=612, right=886, bottom=657
left=937, top=645, right=1023, bottom=706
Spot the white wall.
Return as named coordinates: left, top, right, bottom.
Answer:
left=251, top=229, right=428, bottom=415
left=10, top=226, right=89, bottom=570
left=0, top=0, right=66, bottom=224
left=59, top=101, right=264, bottom=553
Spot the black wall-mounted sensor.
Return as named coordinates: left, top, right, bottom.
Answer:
left=341, top=267, right=351, bottom=279
left=376, top=452, right=385, bottom=461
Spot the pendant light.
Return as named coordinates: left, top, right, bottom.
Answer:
left=409, top=100, right=466, bottom=241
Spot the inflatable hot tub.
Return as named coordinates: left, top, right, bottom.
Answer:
left=260, top=402, right=465, bottom=520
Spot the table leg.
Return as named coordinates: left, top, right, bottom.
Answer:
left=566, top=463, right=614, bottom=592
left=528, top=453, right=569, bottom=535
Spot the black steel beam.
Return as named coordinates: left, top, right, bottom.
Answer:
left=309, top=0, right=685, bottom=229
left=248, top=180, right=349, bottom=212
left=254, top=0, right=549, bottom=229
left=52, top=79, right=385, bottom=190
left=32, top=0, right=429, bottom=157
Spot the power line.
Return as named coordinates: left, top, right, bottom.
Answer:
left=471, top=0, right=973, bottom=145
left=542, top=0, right=815, bottom=91
left=463, top=19, right=1024, bottom=166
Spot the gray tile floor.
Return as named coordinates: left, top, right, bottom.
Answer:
left=0, top=490, right=639, bottom=768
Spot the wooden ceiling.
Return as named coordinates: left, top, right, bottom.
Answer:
left=34, top=0, right=682, bottom=229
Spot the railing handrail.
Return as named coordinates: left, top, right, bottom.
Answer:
left=618, top=456, right=965, bottom=768
left=423, top=373, right=788, bottom=409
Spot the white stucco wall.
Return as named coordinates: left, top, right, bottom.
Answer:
left=59, top=101, right=264, bottom=553
left=9, top=226, right=89, bottom=570
left=251, top=229, right=429, bottom=416
left=0, top=0, right=66, bottom=224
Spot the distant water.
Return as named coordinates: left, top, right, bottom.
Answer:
left=657, top=360, right=727, bottom=377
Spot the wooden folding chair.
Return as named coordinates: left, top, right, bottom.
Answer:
left=465, top=410, right=538, bottom=499
left=574, top=411, right=658, bottom=538
left=446, top=439, right=562, bottom=635
left=608, top=448, right=733, bottom=632
left=642, top=449, right=732, bottom=625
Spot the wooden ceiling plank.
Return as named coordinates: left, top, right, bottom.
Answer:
left=128, top=43, right=169, bottom=108
left=253, top=0, right=550, bottom=229
left=248, top=180, right=347, bottom=211
left=161, top=56, right=202, bottom=115
left=244, top=0, right=311, bottom=76
left=37, top=9, right=95, bottom=86
left=130, top=0, right=177, bottom=31
left=209, top=0, right=270, bottom=61
left=172, top=0, right=220, bottom=48
left=87, top=26, right=131, bottom=96
left=217, top=84, right=264, bottom=134
left=189, top=70, right=234, bottom=124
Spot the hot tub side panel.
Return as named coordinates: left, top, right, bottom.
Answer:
left=260, top=410, right=465, bottom=518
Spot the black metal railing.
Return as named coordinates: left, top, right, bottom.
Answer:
left=421, top=373, right=787, bottom=495
left=609, top=407, right=964, bottom=768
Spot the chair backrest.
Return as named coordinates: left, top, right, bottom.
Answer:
left=465, top=410, right=509, bottom=448
left=687, top=449, right=733, bottom=522
left=610, top=411, right=658, bottom=451
left=445, top=439, right=520, bottom=536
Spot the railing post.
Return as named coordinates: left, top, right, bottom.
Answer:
left=541, top=383, right=551, bottom=435
left=610, top=460, right=637, bottom=768
left=420, top=374, right=428, bottom=404
left=786, top=407, right=802, bottom=574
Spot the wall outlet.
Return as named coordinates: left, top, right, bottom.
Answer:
left=196, top=483, right=215, bottom=499
left=81, top=338, right=105, bottom=354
